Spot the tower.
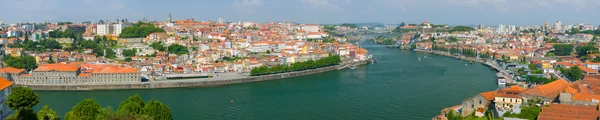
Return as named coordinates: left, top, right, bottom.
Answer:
left=169, top=13, right=172, bottom=23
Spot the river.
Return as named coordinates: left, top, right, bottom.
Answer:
left=34, top=44, right=498, bottom=119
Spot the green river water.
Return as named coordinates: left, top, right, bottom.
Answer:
left=34, top=44, right=498, bottom=119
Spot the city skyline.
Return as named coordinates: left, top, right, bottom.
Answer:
left=2, top=0, right=600, bottom=25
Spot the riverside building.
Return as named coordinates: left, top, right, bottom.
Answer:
left=2, top=63, right=140, bottom=85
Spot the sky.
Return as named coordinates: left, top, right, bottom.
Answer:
left=2, top=0, right=600, bottom=26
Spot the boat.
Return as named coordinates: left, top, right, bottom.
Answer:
left=418, top=58, right=422, bottom=61
left=349, top=65, right=356, bottom=69
left=465, top=64, right=468, bottom=66
left=424, top=56, right=427, bottom=58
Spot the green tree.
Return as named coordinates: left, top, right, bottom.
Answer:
left=122, top=48, right=137, bottom=57
left=142, top=100, right=173, bottom=120
left=4, top=55, right=38, bottom=71
left=105, top=48, right=116, bottom=59
left=6, top=87, right=39, bottom=110
left=37, top=105, right=60, bottom=120
left=552, top=44, right=574, bottom=56
left=117, top=94, right=145, bottom=115
left=576, top=44, right=599, bottom=57
left=124, top=57, right=132, bottom=62
left=150, top=42, right=166, bottom=51
left=7, top=108, right=37, bottom=120
left=119, top=22, right=166, bottom=38
left=571, top=66, right=583, bottom=80
left=167, top=44, right=189, bottom=55
left=65, top=98, right=103, bottom=120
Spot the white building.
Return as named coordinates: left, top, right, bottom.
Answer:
left=304, top=24, right=319, bottom=33
left=96, top=23, right=131, bottom=36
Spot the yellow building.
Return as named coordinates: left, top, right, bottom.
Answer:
left=4, top=48, right=22, bottom=57
left=508, top=54, right=519, bottom=61
left=494, top=86, right=524, bottom=111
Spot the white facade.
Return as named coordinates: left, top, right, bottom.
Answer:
left=96, top=23, right=131, bottom=36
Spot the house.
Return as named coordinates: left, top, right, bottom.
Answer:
left=461, top=90, right=495, bottom=117
left=0, top=77, right=13, bottom=119
left=522, top=80, right=569, bottom=104
left=494, top=86, right=525, bottom=115
left=579, top=66, right=598, bottom=76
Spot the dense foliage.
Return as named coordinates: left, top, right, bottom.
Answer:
left=38, top=105, right=60, bottom=120
left=6, top=87, right=40, bottom=120
left=552, top=44, right=574, bottom=56
left=119, top=22, right=166, bottom=38
left=65, top=94, right=172, bottom=120
left=49, top=29, right=77, bottom=38
left=9, top=38, right=61, bottom=52
left=447, top=26, right=473, bottom=33
left=526, top=75, right=554, bottom=84
left=339, top=23, right=358, bottom=28
left=250, top=55, right=341, bottom=76
left=373, top=36, right=395, bottom=45
left=167, top=44, right=189, bottom=55
left=503, top=100, right=542, bottom=120
left=575, top=43, right=599, bottom=57
left=560, top=66, right=583, bottom=81
left=122, top=48, right=137, bottom=57
left=150, top=42, right=166, bottom=51
left=3, top=55, right=37, bottom=71
left=6, top=87, right=39, bottom=110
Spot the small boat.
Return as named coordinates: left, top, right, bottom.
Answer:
left=350, top=65, right=356, bottom=69
left=424, top=56, right=427, bottom=58
left=465, top=64, right=468, bottom=66
left=388, top=80, right=391, bottom=83
left=231, top=100, right=234, bottom=103
left=418, top=58, right=422, bottom=61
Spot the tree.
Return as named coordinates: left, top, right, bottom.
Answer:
left=37, top=105, right=60, bottom=120
left=65, top=98, right=103, bottom=120
left=142, top=100, right=173, bottom=120
left=122, top=48, right=137, bottom=57
left=553, top=44, right=574, bottom=56
left=124, top=57, right=132, bottom=62
left=4, top=55, right=38, bottom=71
left=7, top=108, right=37, bottom=120
left=117, top=94, right=145, bottom=115
left=105, top=48, right=116, bottom=59
left=576, top=44, right=599, bottom=57
left=571, top=66, right=583, bottom=80
left=167, top=44, right=189, bottom=55
left=150, top=42, right=166, bottom=51
left=119, top=22, right=166, bottom=38
left=448, top=37, right=458, bottom=43
left=266, top=50, right=271, bottom=54
left=6, top=87, right=39, bottom=110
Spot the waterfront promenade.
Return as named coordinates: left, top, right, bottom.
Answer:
left=19, top=60, right=368, bottom=91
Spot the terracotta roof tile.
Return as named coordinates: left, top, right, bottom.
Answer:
left=0, top=78, right=13, bottom=90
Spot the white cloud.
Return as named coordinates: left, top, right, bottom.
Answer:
left=302, top=0, right=341, bottom=10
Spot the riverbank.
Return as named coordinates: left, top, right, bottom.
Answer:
left=19, top=60, right=369, bottom=91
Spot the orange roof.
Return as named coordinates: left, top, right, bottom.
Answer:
left=578, top=66, right=598, bottom=73
left=0, top=67, right=25, bottom=74
left=34, top=63, right=80, bottom=72
left=538, top=104, right=600, bottom=120
left=0, top=78, right=13, bottom=90
left=523, top=80, right=569, bottom=98
left=480, top=91, right=496, bottom=101
left=572, top=93, right=600, bottom=102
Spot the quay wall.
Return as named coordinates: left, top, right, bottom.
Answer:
left=18, top=61, right=368, bottom=91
